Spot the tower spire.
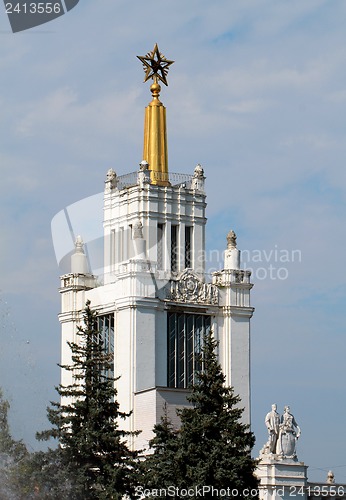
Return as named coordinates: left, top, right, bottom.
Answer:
left=137, top=44, right=174, bottom=186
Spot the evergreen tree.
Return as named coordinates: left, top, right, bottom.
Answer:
left=37, top=301, right=139, bottom=499
left=177, top=331, right=259, bottom=498
left=141, top=404, right=180, bottom=495
left=143, top=331, right=259, bottom=499
left=13, top=448, right=77, bottom=499
left=0, top=388, right=27, bottom=461
left=0, top=388, right=28, bottom=499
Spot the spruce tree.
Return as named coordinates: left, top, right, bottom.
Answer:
left=143, top=330, right=259, bottom=499
left=37, top=301, right=139, bottom=499
left=141, top=404, right=180, bottom=496
left=176, top=331, right=259, bottom=498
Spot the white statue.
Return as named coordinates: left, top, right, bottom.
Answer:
left=264, top=403, right=280, bottom=454
left=105, top=168, right=118, bottom=191
left=191, top=164, right=205, bottom=191
left=327, top=471, right=335, bottom=484
left=138, top=160, right=150, bottom=187
left=139, top=160, right=149, bottom=171
left=193, top=163, right=204, bottom=179
left=277, top=406, right=301, bottom=459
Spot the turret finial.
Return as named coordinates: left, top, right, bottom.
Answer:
left=137, top=43, right=174, bottom=87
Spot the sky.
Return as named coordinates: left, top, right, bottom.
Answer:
left=0, top=0, right=345, bottom=484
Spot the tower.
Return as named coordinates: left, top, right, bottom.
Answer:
left=59, top=45, right=254, bottom=451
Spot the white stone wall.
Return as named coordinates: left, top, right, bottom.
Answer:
left=103, top=182, right=207, bottom=282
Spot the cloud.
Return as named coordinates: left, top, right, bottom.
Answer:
left=1, top=0, right=346, bottom=480
left=226, top=98, right=273, bottom=114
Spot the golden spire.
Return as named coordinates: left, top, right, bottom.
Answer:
left=137, top=44, right=174, bottom=186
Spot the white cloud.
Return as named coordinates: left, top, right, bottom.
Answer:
left=1, top=0, right=346, bottom=480
left=280, top=132, right=338, bottom=149
left=226, top=98, right=272, bottom=114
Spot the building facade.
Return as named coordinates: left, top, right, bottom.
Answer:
left=58, top=46, right=255, bottom=452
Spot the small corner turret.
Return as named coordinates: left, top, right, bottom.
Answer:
left=71, top=235, right=89, bottom=275
left=224, top=229, right=240, bottom=270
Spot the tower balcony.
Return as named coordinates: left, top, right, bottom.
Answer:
left=113, top=171, right=195, bottom=191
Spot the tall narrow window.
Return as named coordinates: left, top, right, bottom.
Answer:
left=111, top=229, right=115, bottom=271
left=171, top=225, right=178, bottom=273
left=119, top=227, right=124, bottom=262
left=167, top=312, right=211, bottom=388
left=97, top=314, right=115, bottom=379
left=185, top=226, right=192, bottom=268
left=157, top=223, right=164, bottom=270
left=128, top=224, right=133, bottom=259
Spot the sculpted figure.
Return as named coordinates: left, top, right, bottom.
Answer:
left=138, top=160, right=150, bottom=187
left=105, top=168, right=118, bottom=190
left=193, top=163, right=204, bottom=179
left=327, top=471, right=335, bottom=484
left=139, top=160, right=149, bottom=171
left=191, top=164, right=205, bottom=190
left=132, top=219, right=144, bottom=239
left=277, top=406, right=301, bottom=459
left=264, top=403, right=280, bottom=454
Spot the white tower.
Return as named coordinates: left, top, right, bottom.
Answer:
left=59, top=45, right=254, bottom=451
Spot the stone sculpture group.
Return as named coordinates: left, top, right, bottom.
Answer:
left=260, top=404, right=301, bottom=460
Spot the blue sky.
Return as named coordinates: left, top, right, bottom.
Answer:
left=0, top=0, right=345, bottom=482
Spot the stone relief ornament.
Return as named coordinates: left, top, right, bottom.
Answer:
left=132, top=219, right=144, bottom=239
left=63, top=276, right=73, bottom=288
left=167, top=269, right=218, bottom=305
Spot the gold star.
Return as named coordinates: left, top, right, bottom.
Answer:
left=137, top=43, right=174, bottom=86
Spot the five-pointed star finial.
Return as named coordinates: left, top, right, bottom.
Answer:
left=137, top=43, right=174, bottom=86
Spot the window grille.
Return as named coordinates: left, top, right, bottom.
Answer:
left=185, top=226, right=192, bottom=268
left=167, top=312, right=211, bottom=388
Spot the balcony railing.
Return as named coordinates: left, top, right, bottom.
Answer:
left=116, top=171, right=194, bottom=190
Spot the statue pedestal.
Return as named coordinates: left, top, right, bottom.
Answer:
left=256, top=456, right=308, bottom=500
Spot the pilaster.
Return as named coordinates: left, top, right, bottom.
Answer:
left=213, top=254, right=254, bottom=425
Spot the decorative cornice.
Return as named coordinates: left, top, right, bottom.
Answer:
left=223, top=305, right=255, bottom=318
